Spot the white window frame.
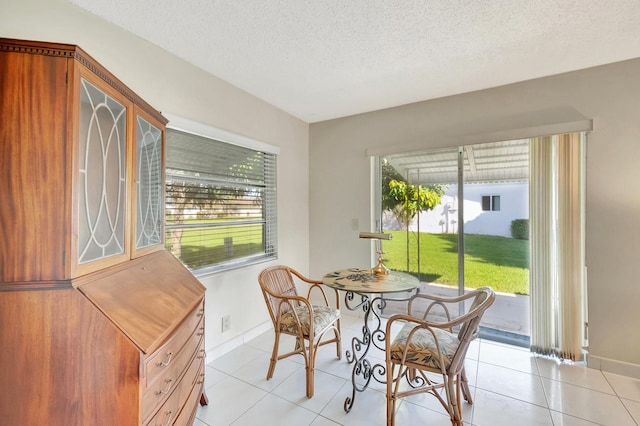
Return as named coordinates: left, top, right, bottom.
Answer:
left=164, top=114, right=279, bottom=275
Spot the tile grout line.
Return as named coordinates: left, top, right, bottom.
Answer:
left=601, top=372, right=640, bottom=426
left=532, top=356, right=555, bottom=425
left=200, top=331, right=640, bottom=426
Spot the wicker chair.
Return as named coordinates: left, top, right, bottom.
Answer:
left=384, top=287, right=495, bottom=425
left=258, top=265, right=342, bottom=398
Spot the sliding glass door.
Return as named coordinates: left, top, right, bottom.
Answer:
left=380, top=140, right=531, bottom=343
left=460, top=141, right=530, bottom=344
left=380, top=134, right=586, bottom=355
left=381, top=147, right=460, bottom=289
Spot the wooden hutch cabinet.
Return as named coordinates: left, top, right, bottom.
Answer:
left=0, top=38, right=207, bottom=425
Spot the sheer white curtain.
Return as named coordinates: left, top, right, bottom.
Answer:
left=529, top=133, right=586, bottom=361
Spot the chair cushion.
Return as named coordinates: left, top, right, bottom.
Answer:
left=279, top=305, right=340, bottom=337
left=389, top=322, right=459, bottom=370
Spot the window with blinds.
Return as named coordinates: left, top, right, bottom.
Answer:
left=165, top=128, right=277, bottom=272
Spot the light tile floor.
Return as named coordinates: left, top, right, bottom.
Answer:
left=195, top=314, right=640, bottom=426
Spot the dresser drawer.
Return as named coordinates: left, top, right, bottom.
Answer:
left=145, top=301, right=204, bottom=387
left=172, top=364, right=205, bottom=426
left=146, top=400, right=181, bottom=426
left=142, top=332, right=204, bottom=422
left=145, top=351, right=205, bottom=426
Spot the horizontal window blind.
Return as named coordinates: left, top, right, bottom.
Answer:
left=165, top=128, right=277, bottom=272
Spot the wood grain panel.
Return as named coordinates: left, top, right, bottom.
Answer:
left=77, top=251, right=205, bottom=353
left=0, top=50, right=71, bottom=282
left=0, top=288, right=141, bottom=425
left=0, top=38, right=204, bottom=425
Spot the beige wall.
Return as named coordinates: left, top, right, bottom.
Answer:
left=1, top=0, right=310, bottom=358
left=310, top=59, right=640, bottom=376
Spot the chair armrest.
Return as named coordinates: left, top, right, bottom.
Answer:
left=263, top=283, right=329, bottom=342
left=288, top=266, right=321, bottom=285
left=262, top=284, right=313, bottom=318
left=386, top=313, right=457, bottom=331
left=288, top=267, right=340, bottom=310
left=261, top=284, right=310, bottom=306
left=388, top=306, right=479, bottom=332
left=407, top=287, right=494, bottom=328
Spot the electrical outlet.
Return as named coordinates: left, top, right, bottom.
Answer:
left=221, top=315, right=231, bottom=332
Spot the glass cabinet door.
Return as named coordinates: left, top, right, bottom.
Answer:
left=77, top=77, right=127, bottom=265
left=134, top=113, right=164, bottom=253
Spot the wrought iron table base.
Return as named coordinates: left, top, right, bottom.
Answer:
left=342, top=291, right=413, bottom=412
left=321, top=268, right=419, bottom=413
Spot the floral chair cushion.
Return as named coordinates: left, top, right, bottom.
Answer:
left=279, top=305, right=340, bottom=337
left=389, top=322, right=460, bottom=370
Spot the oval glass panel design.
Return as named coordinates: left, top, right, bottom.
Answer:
left=135, top=116, right=163, bottom=249
left=78, top=78, right=127, bottom=264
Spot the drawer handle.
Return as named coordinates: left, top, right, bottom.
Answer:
left=197, top=373, right=205, bottom=385
left=156, top=379, right=173, bottom=396
left=157, top=351, right=173, bottom=367
left=197, top=326, right=204, bottom=337
left=156, top=410, right=174, bottom=426
left=197, top=309, right=204, bottom=317
left=197, top=349, right=206, bottom=359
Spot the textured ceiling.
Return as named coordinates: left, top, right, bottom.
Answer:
left=67, top=0, right=640, bottom=123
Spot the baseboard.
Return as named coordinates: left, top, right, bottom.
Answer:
left=205, top=321, right=273, bottom=363
left=587, top=354, right=640, bottom=380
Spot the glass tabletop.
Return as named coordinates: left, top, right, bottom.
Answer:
left=322, top=268, right=419, bottom=294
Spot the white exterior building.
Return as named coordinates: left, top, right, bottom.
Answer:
left=386, top=181, right=528, bottom=238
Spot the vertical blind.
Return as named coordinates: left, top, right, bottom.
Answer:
left=165, top=128, right=277, bottom=272
left=529, top=133, right=586, bottom=361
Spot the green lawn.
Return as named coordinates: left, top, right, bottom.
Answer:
left=383, top=231, right=530, bottom=295
left=167, top=220, right=529, bottom=295
left=166, top=221, right=264, bottom=269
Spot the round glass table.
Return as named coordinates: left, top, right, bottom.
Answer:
left=323, top=268, right=419, bottom=412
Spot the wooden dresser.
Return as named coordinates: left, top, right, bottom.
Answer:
left=0, top=38, right=207, bottom=425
